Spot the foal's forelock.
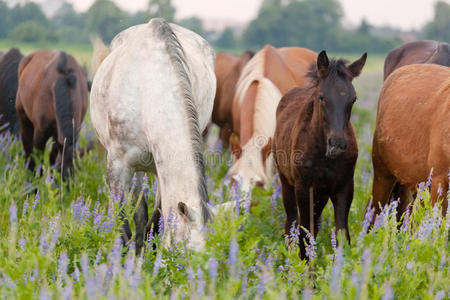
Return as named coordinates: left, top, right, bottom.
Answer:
left=154, top=18, right=211, bottom=223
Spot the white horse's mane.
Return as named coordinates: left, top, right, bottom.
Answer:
left=154, top=18, right=211, bottom=222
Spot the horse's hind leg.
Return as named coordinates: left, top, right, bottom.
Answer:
left=16, top=106, right=34, bottom=169
left=371, top=148, right=396, bottom=224
left=107, top=155, right=133, bottom=245
left=147, top=181, right=161, bottom=245
left=132, top=171, right=149, bottom=255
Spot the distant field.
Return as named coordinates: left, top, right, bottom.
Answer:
left=0, top=40, right=387, bottom=74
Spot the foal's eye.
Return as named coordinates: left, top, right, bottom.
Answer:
left=319, top=95, right=325, bottom=101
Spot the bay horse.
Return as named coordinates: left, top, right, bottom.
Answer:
left=382, top=40, right=450, bottom=216
left=273, top=51, right=367, bottom=259
left=16, top=50, right=88, bottom=179
left=371, top=64, right=449, bottom=220
left=90, top=18, right=216, bottom=253
left=0, top=48, right=23, bottom=135
left=384, top=40, right=450, bottom=80
left=212, top=50, right=254, bottom=147
left=229, top=45, right=317, bottom=192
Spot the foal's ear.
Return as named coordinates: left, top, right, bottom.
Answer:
left=230, top=133, right=242, bottom=159
left=317, top=50, right=329, bottom=79
left=348, top=52, right=367, bottom=78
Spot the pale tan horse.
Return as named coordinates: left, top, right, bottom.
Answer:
left=229, top=45, right=317, bottom=192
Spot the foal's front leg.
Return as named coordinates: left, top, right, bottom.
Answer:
left=331, top=179, right=354, bottom=243
left=132, top=172, right=149, bottom=255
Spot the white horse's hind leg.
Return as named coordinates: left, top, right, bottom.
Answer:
left=107, top=155, right=133, bottom=245
left=132, top=171, right=149, bottom=254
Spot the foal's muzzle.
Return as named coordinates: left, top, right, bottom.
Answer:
left=326, top=136, right=347, bottom=159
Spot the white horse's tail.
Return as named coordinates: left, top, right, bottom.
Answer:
left=90, top=36, right=109, bottom=80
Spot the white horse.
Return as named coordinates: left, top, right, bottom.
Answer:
left=90, top=18, right=216, bottom=253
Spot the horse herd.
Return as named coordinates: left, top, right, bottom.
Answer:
left=0, top=19, right=448, bottom=259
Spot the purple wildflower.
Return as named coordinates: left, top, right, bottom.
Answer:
left=158, top=215, right=164, bottom=234
left=271, top=185, right=282, bottom=209
left=60, top=281, right=73, bottom=300
left=330, top=246, right=343, bottom=295
left=357, top=248, right=371, bottom=297
left=359, top=204, right=374, bottom=241
left=228, top=237, right=238, bottom=267
left=81, top=253, right=89, bottom=277
left=381, top=281, right=393, bottom=300
left=288, top=222, right=300, bottom=246
left=58, top=252, right=69, bottom=282
left=302, top=287, right=313, bottom=300
left=39, top=287, right=51, bottom=300
left=18, top=238, right=26, bottom=251
left=256, top=267, right=269, bottom=299
left=9, top=200, right=17, bottom=225
left=426, top=169, right=433, bottom=187
left=305, top=233, right=316, bottom=261
left=241, top=272, right=248, bottom=295
left=196, top=267, right=205, bottom=297
left=153, top=253, right=162, bottom=275
left=72, top=265, right=80, bottom=282
left=208, top=257, right=218, bottom=284
left=94, top=249, right=102, bottom=266
left=22, top=197, right=29, bottom=217
left=400, top=206, right=410, bottom=232
left=435, top=290, right=445, bottom=300
left=331, top=231, right=337, bottom=252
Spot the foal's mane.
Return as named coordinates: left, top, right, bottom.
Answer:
left=306, top=58, right=352, bottom=87
left=153, top=18, right=211, bottom=223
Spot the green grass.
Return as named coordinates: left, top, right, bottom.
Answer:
left=0, top=45, right=447, bottom=299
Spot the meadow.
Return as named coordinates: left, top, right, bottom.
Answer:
left=0, top=43, right=448, bottom=299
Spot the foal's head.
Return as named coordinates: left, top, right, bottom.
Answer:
left=310, top=51, right=367, bottom=159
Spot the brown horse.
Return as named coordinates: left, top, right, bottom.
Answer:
left=229, top=45, right=317, bottom=192
left=212, top=50, right=254, bottom=147
left=16, top=50, right=89, bottom=179
left=0, top=48, right=23, bottom=135
left=383, top=40, right=450, bottom=213
left=371, top=64, right=449, bottom=219
left=273, top=51, right=367, bottom=259
left=384, top=40, right=450, bottom=80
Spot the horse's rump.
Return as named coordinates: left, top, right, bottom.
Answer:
left=0, top=48, right=23, bottom=134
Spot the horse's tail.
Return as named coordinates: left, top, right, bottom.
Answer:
left=90, top=36, right=109, bottom=80
left=54, top=51, right=77, bottom=179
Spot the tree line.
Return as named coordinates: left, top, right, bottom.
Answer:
left=0, top=0, right=448, bottom=53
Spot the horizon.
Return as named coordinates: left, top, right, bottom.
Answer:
left=29, top=0, right=450, bottom=31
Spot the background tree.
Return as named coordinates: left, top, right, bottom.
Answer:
left=146, top=0, right=175, bottom=22
left=215, top=28, right=237, bottom=49
left=424, top=1, right=450, bottom=42
left=179, top=17, right=205, bottom=36
left=84, top=0, right=130, bottom=43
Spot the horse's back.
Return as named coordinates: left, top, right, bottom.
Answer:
left=375, top=64, right=450, bottom=183
left=384, top=40, right=450, bottom=80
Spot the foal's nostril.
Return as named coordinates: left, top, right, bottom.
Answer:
left=255, top=180, right=264, bottom=188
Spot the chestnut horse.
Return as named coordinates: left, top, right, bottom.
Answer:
left=371, top=64, right=449, bottom=219
left=273, top=51, right=367, bottom=259
left=229, top=45, right=317, bottom=192
left=384, top=40, right=450, bottom=80
left=0, top=48, right=23, bottom=134
left=212, top=50, right=254, bottom=147
left=16, top=50, right=89, bottom=179
left=382, top=40, right=450, bottom=214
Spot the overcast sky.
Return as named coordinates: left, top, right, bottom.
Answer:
left=40, top=0, right=448, bottom=30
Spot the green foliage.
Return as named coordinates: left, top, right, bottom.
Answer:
left=0, top=60, right=447, bottom=298
left=147, top=0, right=175, bottom=22
left=424, top=1, right=450, bottom=42
left=84, top=0, right=130, bottom=43
left=242, top=0, right=400, bottom=53
left=215, top=28, right=237, bottom=49
left=179, top=17, right=205, bottom=37
left=8, top=21, right=58, bottom=43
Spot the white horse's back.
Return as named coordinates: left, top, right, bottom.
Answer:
left=90, top=18, right=215, bottom=252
